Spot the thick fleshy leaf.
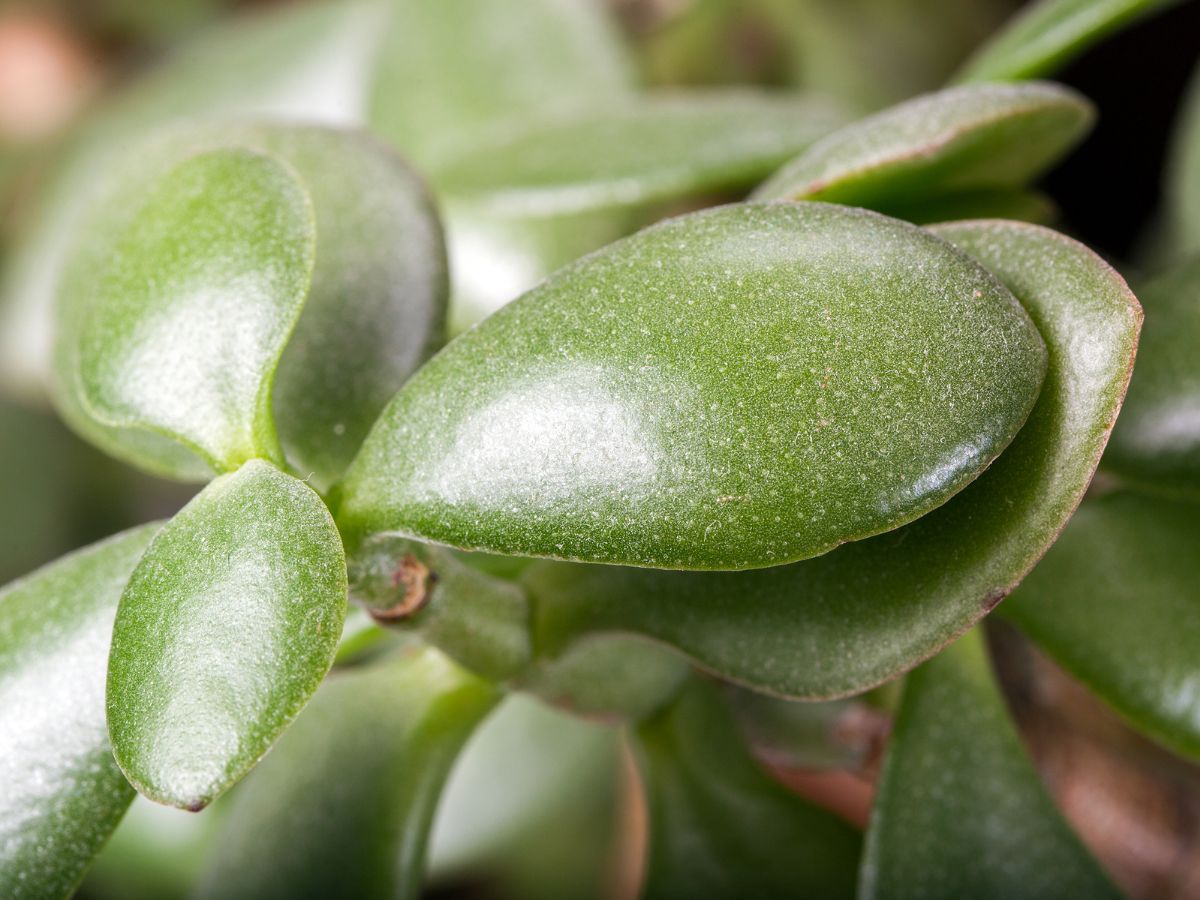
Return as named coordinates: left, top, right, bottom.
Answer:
left=107, top=460, right=346, bottom=810
left=1104, top=257, right=1200, bottom=496
left=1001, top=492, right=1200, bottom=759
left=954, top=0, right=1183, bottom=83
left=368, top=0, right=634, bottom=171
left=0, top=525, right=158, bottom=899
left=633, top=678, right=861, bottom=899
left=431, top=92, right=850, bottom=217
left=339, top=202, right=1046, bottom=570
left=55, top=123, right=446, bottom=485
left=194, top=647, right=498, bottom=900
left=517, top=220, right=1139, bottom=698
left=74, top=148, right=314, bottom=473
left=860, top=629, right=1119, bottom=899
left=0, top=0, right=379, bottom=394
left=753, top=83, right=1093, bottom=215
left=883, top=188, right=1057, bottom=227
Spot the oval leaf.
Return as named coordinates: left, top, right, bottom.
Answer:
left=56, top=124, right=447, bottom=485
left=431, top=91, right=850, bottom=217
left=860, top=629, right=1119, bottom=899
left=107, top=460, right=346, bottom=810
left=518, top=220, right=1139, bottom=698
left=1105, top=257, right=1200, bottom=497
left=194, top=647, right=497, bottom=900
left=634, top=678, right=861, bottom=899
left=74, top=147, right=315, bottom=474
left=1001, top=492, right=1200, bottom=759
left=753, top=83, right=1093, bottom=214
left=954, top=0, right=1183, bottom=83
left=0, top=526, right=158, bottom=899
left=340, top=202, right=1046, bottom=570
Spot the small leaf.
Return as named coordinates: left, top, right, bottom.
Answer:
left=107, top=460, right=346, bottom=810
left=56, top=124, right=447, bottom=486
left=339, top=202, right=1047, bottom=570
left=753, top=83, right=1093, bottom=214
left=1104, top=256, right=1200, bottom=496
left=431, top=92, right=851, bottom=217
left=74, top=147, right=316, bottom=474
left=1001, top=491, right=1200, bottom=759
left=954, top=0, right=1184, bottom=83
left=0, top=525, right=158, bottom=899
left=860, top=629, right=1120, bottom=900
left=633, top=678, right=861, bottom=899
left=518, top=220, right=1140, bottom=698
left=193, top=647, right=498, bottom=900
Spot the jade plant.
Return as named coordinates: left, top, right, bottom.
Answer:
left=1, top=0, right=1198, bottom=897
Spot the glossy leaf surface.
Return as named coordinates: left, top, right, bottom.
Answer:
left=1002, top=492, right=1200, bottom=759
left=56, top=123, right=446, bottom=485
left=1105, top=257, right=1200, bottom=496
left=860, top=629, right=1118, bottom=899
left=518, top=220, right=1139, bottom=697
left=634, top=678, right=861, bottom=899
left=340, top=202, right=1046, bottom=570
left=955, top=0, right=1182, bottom=83
left=107, top=461, right=346, bottom=810
left=194, top=647, right=498, bottom=900
left=431, top=92, right=850, bottom=217
left=0, top=526, right=158, bottom=900
left=74, top=148, right=315, bottom=474
left=753, top=83, right=1092, bottom=214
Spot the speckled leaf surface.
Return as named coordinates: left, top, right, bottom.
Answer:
left=339, top=202, right=1047, bottom=570
left=517, top=220, right=1139, bottom=698
left=55, top=123, right=446, bottom=485
left=860, top=629, right=1119, bottom=899
left=954, top=0, right=1182, bottom=83
left=107, top=461, right=346, bottom=810
left=194, top=647, right=498, bottom=900
left=430, top=92, right=850, bottom=217
left=1001, top=492, right=1200, bottom=759
left=72, top=148, right=315, bottom=474
left=1105, top=257, right=1200, bottom=497
left=0, top=525, right=158, bottom=900
left=753, top=83, right=1092, bottom=215
left=633, top=678, right=860, bottom=899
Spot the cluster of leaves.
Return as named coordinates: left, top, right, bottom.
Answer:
left=0, top=0, right=1197, bottom=897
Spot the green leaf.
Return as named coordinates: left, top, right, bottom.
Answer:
left=339, top=202, right=1047, bottom=570
left=107, top=460, right=346, bottom=810
left=0, top=525, right=158, bottom=900
left=1001, top=491, right=1200, bottom=759
left=954, top=0, right=1183, bottom=83
left=368, top=0, right=634, bottom=171
left=193, top=647, right=498, bottom=900
left=63, top=147, right=313, bottom=475
left=752, top=83, right=1093, bottom=214
left=860, top=629, right=1119, bottom=899
left=0, top=0, right=380, bottom=394
left=882, top=188, right=1057, bottom=227
left=55, top=124, right=446, bottom=485
left=1104, top=256, right=1200, bottom=497
left=516, top=219, right=1140, bottom=698
left=633, top=678, right=861, bottom=899
left=431, top=92, right=850, bottom=217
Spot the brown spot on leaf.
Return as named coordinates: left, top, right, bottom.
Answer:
left=370, top=554, right=435, bottom=622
